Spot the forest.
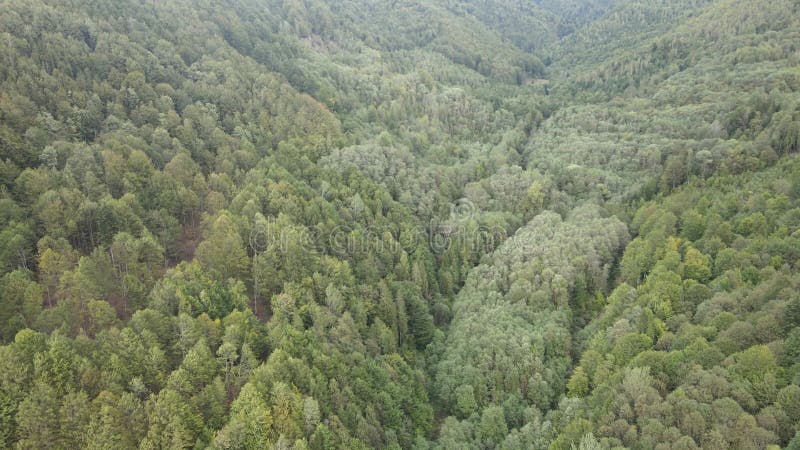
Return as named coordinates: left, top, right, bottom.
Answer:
left=0, top=0, right=799, bottom=448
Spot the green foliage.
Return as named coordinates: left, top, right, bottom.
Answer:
left=0, top=270, right=42, bottom=342
left=195, top=213, right=249, bottom=284
left=0, top=0, right=797, bottom=447
left=555, top=157, right=800, bottom=448
left=566, top=367, right=590, bottom=398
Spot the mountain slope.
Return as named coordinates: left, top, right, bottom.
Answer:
left=0, top=0, right=798, bottom=448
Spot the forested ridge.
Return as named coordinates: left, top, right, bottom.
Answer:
left=0, top=0, right=799, bottom=448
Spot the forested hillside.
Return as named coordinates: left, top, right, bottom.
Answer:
left=0, top=0, right=798, bottom=448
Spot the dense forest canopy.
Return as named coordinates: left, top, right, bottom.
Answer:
left=0, top=0, right=799, bottom=448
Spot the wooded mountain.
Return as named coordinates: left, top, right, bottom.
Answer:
left=0, top=0, right=798, bottom=448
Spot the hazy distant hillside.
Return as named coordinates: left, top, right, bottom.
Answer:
left=440, top=0, right=621, bottom=52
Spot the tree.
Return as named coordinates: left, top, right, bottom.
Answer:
left=478, top=406, right=508, bottom=447
left=660, top=154, right=687, bottom=192
left=683, top=246, right=711, bottom=282
left=37, top=240, right=76, bottom=307
left=620, top=237, right=655, bottom=286
left=86, top=392, right=146, bottom=450
left=302, top=397, right=320, bottom=436
left=0, top=270, right=42, bottom=342
left=567, top=367, right=590, bottom=398
left=87, top=300, right=119, bottom=336
left=398, top=283, right=435, bottom=350
left=58, top=391, right=91, bottom=449
left=213, top=383, right=274, bottom=449
left=0, top=221, right=34, bottom=275
left=140, top=389, right=201, bottom=450
left=15, top=382, right=60, bottom=449
left=454, top=385, right=477, bottom=419
left=195, top=213, right=249, bottom=283
left=176, top=339, right=219, bottom=393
